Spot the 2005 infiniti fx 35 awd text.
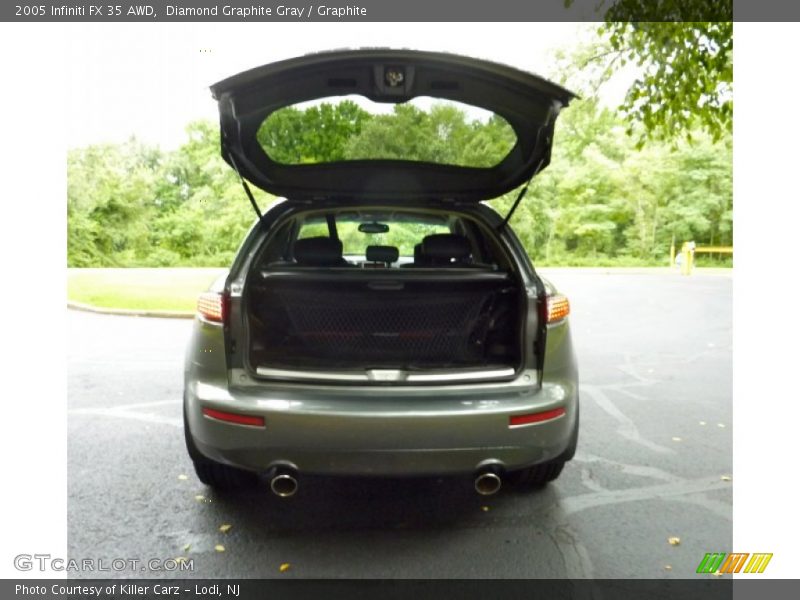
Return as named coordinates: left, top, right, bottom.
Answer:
left=184, top=49, right=579, bottom=498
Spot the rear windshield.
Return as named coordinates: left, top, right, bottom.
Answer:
left=257, top=96, right=516, bottom=168
left=297, top=212, right=450, bottom=257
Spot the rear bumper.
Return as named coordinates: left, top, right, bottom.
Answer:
left=184, top=370, right=579, bottom=476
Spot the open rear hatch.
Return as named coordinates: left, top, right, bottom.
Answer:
left=212, top=51, right=573, bottom=384
left=211, top=49, right=575, bottom=202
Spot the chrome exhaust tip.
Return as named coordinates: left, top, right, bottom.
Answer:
left=474, top=471, right=502, bottom=496
left=269, top=471, right=298, bottom=498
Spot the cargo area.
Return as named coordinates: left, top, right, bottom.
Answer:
left=244, top=270, right=524, bottom=374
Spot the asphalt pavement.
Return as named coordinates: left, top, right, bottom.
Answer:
left=67, top=270, right=732, bottom=579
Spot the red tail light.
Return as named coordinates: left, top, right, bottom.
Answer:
left=202, top=407, right=265, bottom=427
left=546, top=294, right=570, bottom=324
left=509, top=407, right=566, bottom=427
left=197, top=291, right=228, bottom=323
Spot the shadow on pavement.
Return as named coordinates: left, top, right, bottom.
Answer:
left=204, top=474, right=557, bottom=534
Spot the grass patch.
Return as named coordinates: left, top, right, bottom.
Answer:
left=68, top=268, right=227, bottom=312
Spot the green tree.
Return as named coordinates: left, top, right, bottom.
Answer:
left=67, top=140, right=165, bottom=266
left=344, top=103, right=514, bottom=167
left=605, top=21, right=732, bottom=144
left=67, top=95, right=732, bottom=267
left=562, top=2, right=732, bottom=143
left=344, top=104, right=442, bottom=163
left=257, top=100, right=372, bottom=163
left=495, top=95, right=731, bottom=264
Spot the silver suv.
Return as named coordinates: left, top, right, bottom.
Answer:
left=184, top=50, right=579, bottom=497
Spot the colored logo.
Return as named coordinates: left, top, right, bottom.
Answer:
left=696, top=553, right=773, bottom=574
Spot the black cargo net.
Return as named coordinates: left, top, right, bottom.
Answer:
left=247, top=277, right=519, bottom=370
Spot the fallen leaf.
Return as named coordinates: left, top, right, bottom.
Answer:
left=668, top=537, right=681, bottom=546
left=699, top=421, right=707, bottom=426
left=720, top=475, right=732, bottom=482
left=194, top=495, right=205, bottom=502
left=219, top=523, right=233, bottom=533
left=664, top=565, right=672, bottom=571
left=717, top=423, right=726, bottom=428
left=481, top=506, right=490, bottom=512
left=214, top=544, right=225, bottom=553
left=183, top=544, right=191, bottom=552
left=671, top=437, right=682, bottom=442
left=279, top=563, right=291, bottom=572
left=178, top=474, right=188, bottom=481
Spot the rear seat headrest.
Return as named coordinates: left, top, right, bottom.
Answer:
left=366, top=245, right=399, bottom=264
left=294, top=236, right=344, bottom=265
left=421, top=234, right=471, bottom=261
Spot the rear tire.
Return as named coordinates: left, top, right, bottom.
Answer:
left=183, top=398, right=257, bottom=490
left=191, top=460, right=258, bottom=490
left=509, top=402, right=578, bottom=489
left=508, top=459, right=565, bottom=487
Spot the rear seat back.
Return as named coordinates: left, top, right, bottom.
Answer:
left=401, top=243, right=424, bottom=268
left=293, top=236, right=350, bottom=267
left=365, top=245, right=399, bottom=267
left=420, top=233, right=473, bottom=266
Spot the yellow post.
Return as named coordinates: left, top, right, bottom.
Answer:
left=680, top=242, right=692, bottom=275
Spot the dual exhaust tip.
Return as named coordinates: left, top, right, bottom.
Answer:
left=268, top=467, right=298, bottom=498
left=474, top=469, right=502, bottom=496
left=267, top=466, right=503, bottom=498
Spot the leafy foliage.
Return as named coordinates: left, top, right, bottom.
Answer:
left=67, top=97, right=731, bottom=267
left=490, top=96, right=731, bottom=263
left=257, top=99, right=371, bottom=163
left=561, top=3, right=732, bottom=143
left=604, top=21, right=732, bottom=145
left=259, top=100, right=516, bottom=168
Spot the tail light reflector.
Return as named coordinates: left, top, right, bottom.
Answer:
left=546, top=294, right=570, bottom=324
left=202, top=407, right=265, bottom=427
left=197, top=291, right=228, bottom=323
left=509, top=407, right=566, bottom=427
